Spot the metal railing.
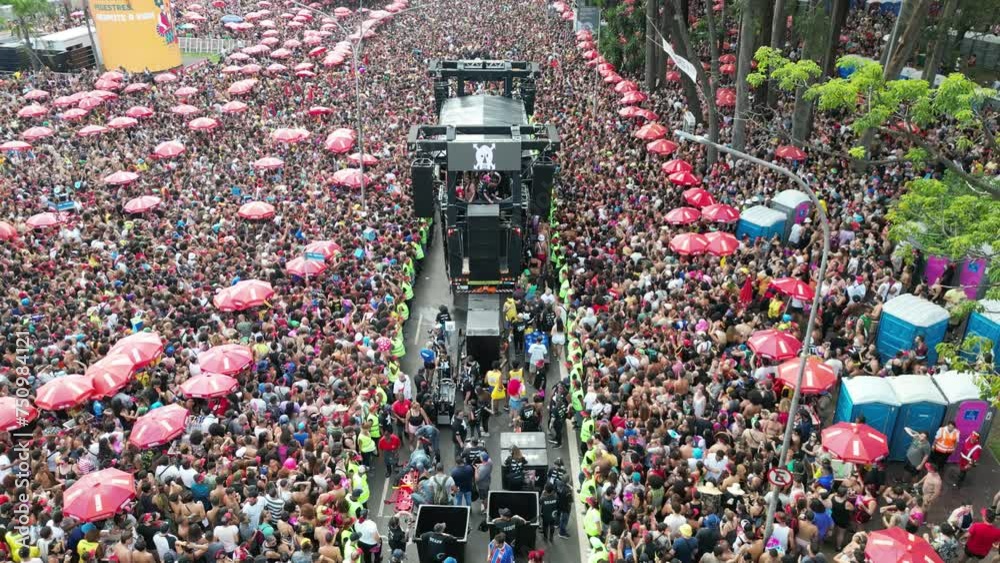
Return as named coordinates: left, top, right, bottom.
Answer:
left=178, top=36, right=246, bottom=54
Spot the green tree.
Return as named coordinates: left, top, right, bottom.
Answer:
left=936, top=333, right=999, bottom=407
left=1, top=0, right=51, bottom=69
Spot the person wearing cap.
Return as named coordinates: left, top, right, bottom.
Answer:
left=957, top=431, right=982, bottom=486
left=583, top=496, right=602, bottom=538
left=672, top=524, right=699, bottom=563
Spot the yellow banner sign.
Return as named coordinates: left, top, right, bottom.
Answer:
left=89, top=0, right=182, bottom=72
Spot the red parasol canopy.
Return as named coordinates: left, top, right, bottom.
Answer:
left=154, top=72, right=178, bottom=83
left=213, top=279, right=275, bottom=311
left=716, top=88, right=736, bottom=107
left=661, top=159, right=692, bottom=174
left=170, top=104, right=200, bottom=116
left=60, top=108, right=88, bottom=120
left=77, top=96, right=103, bottom=111
left=153, top=140, right=185, bottom=159
left=634, top=122, right=667, bottom=141
left=646, top=139, right=678, bottom=155
left=124, top=195, right=162, bottom=214
left=771, top=277, right=815, bottom=302
left=308, top=105, right=333, bottom=116
left=241, top=63, right=263, bottom=75
left=719, top=63, right=736, bottom=75
left=271, top=127, right=310, bottom=143
left=198, top=344, right=254, bottom=375
left=109, top=332, right=164, bottom=369
left=821, top=422, right=890, bottom=464
left=188, top=117, right=220, bottom=131
left=347, top=152, right=379, bottom=166
left=669, top=232, right=709, bottom=255
left=86, top=354, right=136, bottom=397
left=103, top=171, right=139, bottom=185
left=701, top=203, right=740, bottom=223
left=665, top=71, right=681, bottom=81
left=252, top=156, right=284, bottom=170
left=0, top=221, right=18, bottom=241
left=776, top=356, right=838, bottom=395
left=126, top=106, right=154, bottom=119
left=228, top=78, right=259, bottom=95
left=705, top=231, right=739, bottom=256
left=618, top=106, right=642, bottom=118
left=0, top=140, right=32, bottom=152
left=238, top=201, right=276, bottom=220
left=614, top=80, right=638, bottom=94
left=718, top=53, right=736, bottom=63
left=21, top=126, right=54, bottom=141
left=62, top=468, right=135, bottom=522
left=747, top=329, right=802, bottom=361
left=107, top=116, right=138, bottom=129
left=682, top=187, right=715, bottom=206
left=0, top=396, right=37, bottom=430
left=77, top=125, right=109, bottom=137
left=636, top=109, right=659, bottom=121
left=664, top=207, right=701, bottom=225
left=35, top=375, right=95, bottom=410
left=775, top=145, right=807, bottom=161
left=865, top=528, right=942, bottom=563
left=221, top=100, right=249, bottom=114
left=286, top=256, right=327, bottom=278
left=123, top=83, right=150, bottom=94
left=24, top=89, right=49, bottom=100
left=304, top=240, right=340, bottom=260
left=128, top=404, right=190, bottom=449
left=175, top=86, right=199, bottom=97
left=669, top=172, right=703, bottom=187
left=26, top=212, right=68, bottom=229
left=331, top=168, right=371, bottom=188
left=620, top=91, right=647, bottom=105
left=17, top=104, right=48, bottom=118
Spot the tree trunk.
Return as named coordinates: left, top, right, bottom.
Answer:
left=924, top=0, right=960, bottom=82
left=884, top=0, right=931, bottom=80
left=767, top=0, right=786, bottom=108
left=756, top=0, right=774, bottom=110
left=732, top=0, right=756, bottom=151
left=791, top=0, right=825, bottom=145
left=671, top=0, right=718, bottom=163
left=18, top=19, right=40, bottom=70
left=702, top=0, right=722, bottom=162
left=657, top=0, right=670, bottom=88
left=645, top=0, right=658, bottom=91
left=664, top=0, right=705, bottom=123
left=822, top=0, right=849, bottom=75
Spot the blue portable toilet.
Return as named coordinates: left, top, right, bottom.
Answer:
left=736, top=205, right=786, bottom=242
left=834, top=376, right=901, bottom=438
left=769, top=189, right=811, bottom=241
left=876, top=294, right=950, bottom=364
left=932, top=371, right=996, bottom=463
left=886, top=375, right=948, bottom=461
left=963, top=300, right=1000, bottom=369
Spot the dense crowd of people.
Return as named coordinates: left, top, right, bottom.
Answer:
left=0, top=0, right=999, bottom=562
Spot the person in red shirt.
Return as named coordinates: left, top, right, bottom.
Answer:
left=378, top=431, right=402, bottom=476
left=957, top=431, right=983, bottom=487
left=963, top=509, right=1000, bottom=561
left=390, top=397, right=411, bottom=441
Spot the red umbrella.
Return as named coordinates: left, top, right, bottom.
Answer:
left=636, top=109, right=659, bottom=121
left=123, top=83, right=150, bottom=94
left=718, top=53, right=736, bottom=63
left=286, top=256, right=327, bottom=278
left=821, top=422, right=890, bottom=464
left=670, top=172, right=703, bottom=187
left=646, top=139, right=678, bottom=155
left=198, top=344, right=253, bottom=375
left=175, top=86, right=199, bottom=98
left=77, top=125, right=109, bottom=137
left=747, top=329, right=802, bottom=361
left=107, top=116, right=139, bottom=129
left=21, top=126, right=54, bottom=141
left=77, top=96, right=104, bottom=111
left=241, top=63, right=263, bottom=75
left=128, top=404, right=190, bottom=448
left=347, top=152, right=379, bottom=166
left=103, top=171, right=140, bottom=185
left=304, top=240, right=341, bottom=260
left=53, top=94, right=81, bottom=107
left=682, top=187, right=715, bottom=206
left=603, top=72, right=622, bottom=84
left=24, top=89, right=49, bottom=100
left=188, top=117, right=220, bottom=131
left=771, top=277, right=815, bottom=302
left=86, top=354, right=136, bottom=397
left=124, top=195, right=162, bottom=214
left=0, top=221, right=18, bottom=241
left=669, top=233, right=709, bottom=255
left=664, top=207, right=701, bottom=225
left=266, top=63, right=288, bottom=73
left=582, top=49, right=598, bottom=60
left=325, top=132, right=356, bottom=153
left=719, top=63, right=736, bottom=75
left=228, top=79, right=258, bottom=95
left=865, top=528, right=942, bottom=563
left=126, top=106, right=154, bottom=119
left=308, top=105, right=333, bottom=116
left=716, top=88, right=736, bottom=107
left=34, top=375, right=95, bottom=410
left=665, top=71, right=681, bottom=81
left=26, top=212, right=68, bottom=229
left=634, top=122, right=667, bottom=141
left=618, top=106, right=643, bottom=118
left=332, top=168, right=371, bottom=188
left=221, top=101, right=249, bottom=114
left=776, top=356, right=837, bottom=395
left=661, top=159, right=692, bottom=174
left=0, top=397, right=37, bottom=430
left=213, top=279, right=275, bottom=311
left=775, top=145, right=807, bottom=161
left=701, top=203, right=740, bottom=223
left=271, top=127, right=310, bottom=143
left=614, top=80, right=638, bottom=94
left=238, top=201, right=276, bottom=220
left=62, top=468, right=135, bottom=522
left=705, top=231, right=739, bottom=256
left=170, top=104, right=200, bottom=116
left=252, top=156, right=284, bottom=170
left=620, top=91, right=647, bottom=105
left=109, top=332, right=164, bottom=369
left=153, top=140, right=185, bottom=159
left=154, top=72, right=178, bottom=83
left=18, top=104, right=48, bottom=118
left=60, top=108, right=88, bottom=121
left=0, top=140, right=32, bottom=152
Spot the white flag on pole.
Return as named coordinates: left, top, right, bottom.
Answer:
left=662, top=39, right=699, bottom=83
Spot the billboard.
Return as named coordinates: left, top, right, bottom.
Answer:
left=88, top=0, right=181, bottom=72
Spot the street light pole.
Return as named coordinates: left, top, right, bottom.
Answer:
left=591, top=15, right=602, bottom=116
left=674, top=130, right=831, bottom=543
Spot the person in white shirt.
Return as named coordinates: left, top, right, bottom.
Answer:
left=213, top=514, right=240, bottom=554
left=178, top=459, right=198, bottom=488
left=705, top=451, right=729, bottom=481
left=392, top=373, right=413, bottom=401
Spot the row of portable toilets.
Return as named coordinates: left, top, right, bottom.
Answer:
left=834, top=372, right=994, bottom=462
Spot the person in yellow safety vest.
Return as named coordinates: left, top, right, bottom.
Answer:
left=397, top=299, right=410, bottom=322
left=411, top=240, right=424, bottom=261
left=367, top=411, right=382, bottom=440
left=359, top=422, right=377, bottom=468
left=402, top=280, right=414, bottom=301
left=580, top=410, right=595, bottom=443
left=582, top=441, right=598, bottom=468
left=587, top=537, right=609, bottom=563
left=391, top=331, right=406, bottom=358
left=579, top=468, right=597, bottom=507
left=583, top=497, right=603, bottom=538
left=347, top=487, right=366, bottom=518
